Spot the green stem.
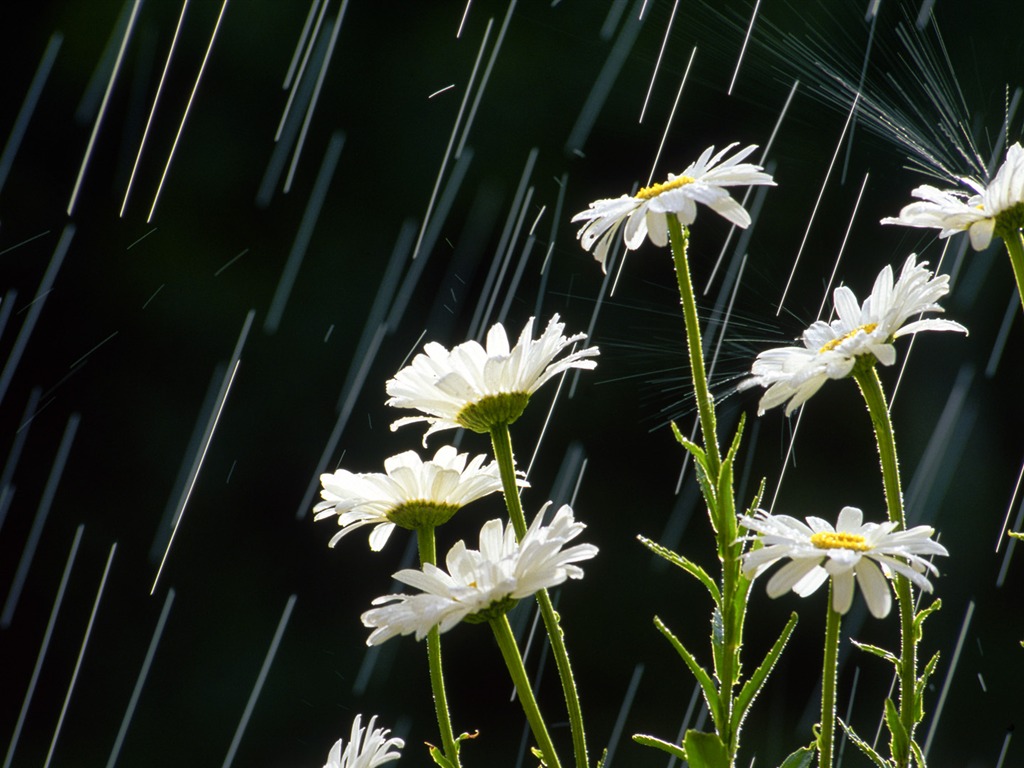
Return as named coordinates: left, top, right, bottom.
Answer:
left=853, top=366, right=915, bottom=767
left=667, top=216, right=747, bottom=756
left=490, top=424, right=589, bottom=768
left=818, top=594, right=842, bottom=768
left=417, top=527, right=462, bottom=768
left=1001, top=230, right=1024, bottom=318
left=667, top=215, right=721, bottom=477
left=490, top=615, right=563, bottom=768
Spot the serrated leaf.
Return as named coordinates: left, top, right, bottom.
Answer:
left=671, top=421, right=708, bottom=466
left=632, top=733, right=687, bottom=760
left=851, top=638, right=899, bottom=668
left=778, top=744, right=816, bottom=768
left=915, top=651, right=941, bottom=724
left=428, top=745, right=456, bottom=768
left=653, top=616, right=723, bottom=731
left=837, top=718, right=889, bottom=768
left=638, top=535, right=721, bottom=606
left=683, top=730, right=730, bottom=768
left=735, top=612, right=798, bottom=729
left=885, top=697, right=910, bottom=765
left=913, top=598, right=942, bottom=642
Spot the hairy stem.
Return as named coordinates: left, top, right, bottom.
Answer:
left=818, top=596, right=842, bottom=768
left=417, top=527, right=462, bottom=768
left=490, top=423, right=589, bottom=768
left=1002, top=230, right=1024, bottom=318
left=667, top=215, right=721, bottom=477
left=491, top=614, right=563, bottom=768
left=853, top=366, right=916, bottom=767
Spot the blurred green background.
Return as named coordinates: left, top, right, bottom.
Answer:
left=0, top=1, right=1021, bottom=765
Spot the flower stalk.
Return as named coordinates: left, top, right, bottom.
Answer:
left=417, top=526, right=462, bottom=768
left=490, top=423, right=590, bottom=768
left=853, top=366, right=917, bottom=767
left=667, top=216, right=721, bottom=477
left=818, top=596, right=842, bottom=768
left=667, top=214, right=748, bottom=756
left=1002, top=230, right=1024, bottom=317
left=490, top=614, right=563, bottom=768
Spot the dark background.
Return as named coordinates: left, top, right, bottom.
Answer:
left=0, top=1, right=1021, bottom=766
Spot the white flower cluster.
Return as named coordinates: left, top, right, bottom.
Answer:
left=739, top=506, right=948, bottom=618
left=741, top=255, right=966, bottom=415
left=571, top=143, right=776, bottom=270
left=362, top=504, right=598, bottom=645
left=883, top=142, right=1024, bottom=250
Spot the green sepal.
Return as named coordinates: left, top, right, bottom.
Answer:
left=653, top=616, right=723, bottom=732
left=632, top=733, right=687, bottom=760
left=884, top=696, right=910, bottom=765
left=837, top=718, right=889, bottom=768
left=851, top=638, right=899, bottom=669
left=682, top=730, right=730, bottom=768
left=735, top=612, right=798, bottom=730
left=913, top=598, right=942, bottom=642
left=777, top=744, right=816, bottom=768
left=915, top=651, right=941, bottom=725
left=638, top=535, right=721, bottom=607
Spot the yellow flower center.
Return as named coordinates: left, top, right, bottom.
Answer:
left=810, top=531, right=871, bottom=552
left=818, top=323, right=878, bottom=354
left=635, top=175, right=696, bottom=200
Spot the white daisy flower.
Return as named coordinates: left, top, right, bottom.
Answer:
left=882, top=141, right=1024, bottom=251
left=739, top=507, right=948, bottom=619
left=385, top=314, right=598, bottom=444
left=361, top=504, right=598, bottom=645
left=571, top=143, right=776, bottom=270
left=323, top=714, right=403, bottom=768
left=314, top=446, right=509, bottom=551
left=741, top=254, right=967, bottom=415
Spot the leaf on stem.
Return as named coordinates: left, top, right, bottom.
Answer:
left=777, top=744, right=816, bottom=768
left=632, top=734, right=687, bottom=760
left=884, top=696, right=910, bottom=765
left=682, top=730, right=730, bottom=768
left=837, top=718, right=889, bottom=768
left=915, top=651, right=941, bottom=725
left=913, top=598, right=942, bottom=642
left=638, top=535, right=721, bottom=606
left=653, top=616, right=723, bottom=731
left=851, top=638, right=899, bottom=668
left=735, top=612, right=799, bottom=729
left=671, top=421, right=718, bottom=518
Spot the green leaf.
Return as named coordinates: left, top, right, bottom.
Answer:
left=915, top=651, right=941, bottom=725
left=910, top=738, right=927, bottom=767
left=671, top=421, right=708, bottom=466
left=837, top=718, right=889, bottom=768
left=673, top=422, right=719, bottom=521
left=851, top=638, right=899, bottom=668
left=638, top=535, right=721, bottom=606
left=1008, top=530, right=1024, bottom=541
left=653, top=616, right=723, bottom=731
left=594, top=748, right=608, bottom=768
left=735, top=612, right=799, bottom=729
left=427, top=745, right=456, bottom=768
left=683, top=730, right=730, bottom=768
left=913, top=598, right=942, bottom=642
left=884, top=697, right=910, bottom=765
left=632, top=733, right=687, bottom=760
left=777, top=744, right=816, bottom=768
